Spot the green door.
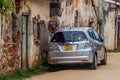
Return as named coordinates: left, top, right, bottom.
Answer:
left=0, top=13, right=1, bottom=54
left=21, top=13, right=29, bottom=69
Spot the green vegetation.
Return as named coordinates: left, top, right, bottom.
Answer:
left=107, top=49, right=120, bottom=52
left=0, top=0, right=14, bottom=15
left=0, top=61, right=49, bottom=80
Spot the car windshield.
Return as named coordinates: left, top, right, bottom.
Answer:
left=51, top=31, right=88, bottom=43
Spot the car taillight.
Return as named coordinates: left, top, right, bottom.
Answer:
left=49, top=43, right=59, bottom=50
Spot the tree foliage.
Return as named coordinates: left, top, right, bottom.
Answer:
left=0, top=0, right=14, bottom=15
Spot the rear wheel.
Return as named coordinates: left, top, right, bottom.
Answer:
left=90, top=55, right=97, bottom=69
left=49, top=65, right=58, bottom=72
left=49, top=65, right=55, bottom=72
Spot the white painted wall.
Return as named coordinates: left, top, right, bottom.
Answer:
left=107, top=11, right=115, bottom=50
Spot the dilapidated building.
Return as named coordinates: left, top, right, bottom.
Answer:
left=0, top=0, right=98, bottom=74
left=104, top=0, right=120, bottom=50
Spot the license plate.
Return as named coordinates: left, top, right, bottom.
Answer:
left=64, top=44, right=73, bottom=50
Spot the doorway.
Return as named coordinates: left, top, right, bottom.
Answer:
left=117, top=16, right=120, bottom=50
left=0, top=13, right=1, bottom=55
left=21, top=13, right=29, bottom=69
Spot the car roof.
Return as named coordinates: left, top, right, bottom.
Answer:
left=56, top=27, right=93, bottom=32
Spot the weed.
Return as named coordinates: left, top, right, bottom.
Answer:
left=0, top=61, right=48, bottom=80
left=107, top=49, right=120, bottom=52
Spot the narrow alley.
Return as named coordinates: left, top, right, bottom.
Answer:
left=26, top=52, right=120, bottom=80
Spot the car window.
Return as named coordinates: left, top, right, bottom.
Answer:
left=51, top=31, right=88, bottom=43
left=93, top=30, right=103, bottom=42
left=74, top=31, right=88, bottom=41
left=51, top=32, right=65, bottom=43
left=88, top=29, right=96, bottom=40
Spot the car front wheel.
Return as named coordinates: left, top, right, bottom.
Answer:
left=101, top=52, right=107, bottom=65
left=90, top=55, right=97, bottom=69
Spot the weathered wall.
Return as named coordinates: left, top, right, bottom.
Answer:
left=0, top=0, right=98, bottom=74
left=23, top=0, right=50, bottom=68
left=27, top=0, right=50, bottom=21
left=59, top=0, right=97, bottom=28
left=107, top=11, right=115, bottom=50
left=25, top=0, right=97, bottom=67
left=0, top=15, right=20, bottom=74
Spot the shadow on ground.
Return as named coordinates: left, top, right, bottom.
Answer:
left=48, top=63, right=102, bottom=72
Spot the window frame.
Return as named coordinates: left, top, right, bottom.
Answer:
left=50, top=2, right=62, bottom=17
left=88, top=29, right=103, bottom=42
left=93, top=30, right=103, bottom=42
left=33, top=17, right=40, bottom=40
left=88, top=29, right=96, bottom=40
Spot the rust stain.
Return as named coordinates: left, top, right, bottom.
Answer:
left=71, top=0, right=75, bottom=14
left=75, top=0, right=78, bottom=8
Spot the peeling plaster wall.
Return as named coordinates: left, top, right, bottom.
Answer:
left=22, top=0, right=50, bottom=68
left=59, top=0, right=97, bottom=28
left=0, top=14, right=21, bottom=74
left=0, top=0, right=98, bottom=74
left=20, top=0, right=98, bottom=68
left=27, top=0, right=50, bottom=21
left=21, top=0, right=97, bottom=68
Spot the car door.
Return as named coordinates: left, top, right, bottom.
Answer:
left=88, top=29, right=102, bottom=61
left=92, top=30, right=105, bottom=60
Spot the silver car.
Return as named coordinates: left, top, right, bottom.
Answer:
left=48, top=27, right=107, bottom=69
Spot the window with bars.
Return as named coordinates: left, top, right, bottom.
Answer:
left=33, top=17, right=40, bottom=40
left=50, top=2, right=63, bottom=17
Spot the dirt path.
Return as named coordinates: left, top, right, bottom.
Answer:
left=26, top=53, right=120, bottom=80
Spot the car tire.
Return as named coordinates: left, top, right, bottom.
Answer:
left=49, top=65, right=58, bottom=72
left=101, top=52, right=107, bottom=65
left=49, top=65, right=54, bottom=72
left=90, top=55, right=97, bottom=69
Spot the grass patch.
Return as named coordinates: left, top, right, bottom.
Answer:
left=0, top=61, right=49, bottom=80
left=107, top=49, right=120, bottom=52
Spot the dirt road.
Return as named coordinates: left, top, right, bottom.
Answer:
left=26, top=53, right=120, bottom=80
